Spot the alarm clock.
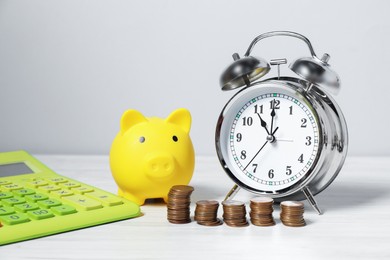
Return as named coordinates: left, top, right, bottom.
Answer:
left=215, top=31, right=348, bottom=214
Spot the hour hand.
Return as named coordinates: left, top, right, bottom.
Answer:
left=256, top=113, right=270, bottom=135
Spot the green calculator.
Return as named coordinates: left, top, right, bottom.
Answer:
left=0, top=150, right=140, bottom=246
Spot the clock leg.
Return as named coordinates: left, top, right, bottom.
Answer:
left=224, top=184, right=241, bottom=201
left=301, top=186, right=322, bottom=215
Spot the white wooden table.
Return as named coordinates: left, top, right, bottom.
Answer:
left=1, top=155, right=389, bottom=259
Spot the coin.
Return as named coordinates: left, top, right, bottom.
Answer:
left=167, top=185, right=194, bottom=224
left=194, top=200, right=223, bottom=226
left=222, top=200, right=245, bottom=207
left=249, top=196, right=275, bottom=227
left=198, top=219, right=223, bottom=226
left=170, top=185, right=194, bottom=193
left=250, top=197, right=274, bottom=203
left=222, top=200, right=248, bottom=227
left=280, top=200, right=306, bottom=227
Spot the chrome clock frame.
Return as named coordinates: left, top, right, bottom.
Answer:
left=216, top=77, right=348, bottom=214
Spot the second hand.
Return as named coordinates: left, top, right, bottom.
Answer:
left=244, top=140, right=268, bottom=170
left=243, top=127, right=279, bottom=171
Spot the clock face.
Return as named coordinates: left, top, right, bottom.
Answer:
left=217, top=84, right=321, bottom=195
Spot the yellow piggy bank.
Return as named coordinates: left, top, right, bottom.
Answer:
left=109, top=108, right=195, bottom=205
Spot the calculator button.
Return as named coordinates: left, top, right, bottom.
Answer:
left=72, top=186, right=94, bottom=194
left=0, top=192, right=13, bottom=200
left=14, top=202, right=39, bottom=212
left=46, top=177, right=68, bottom=184
left=26, top=180, right=48, bottom=188
left=2, top=197, right=26, bottom=206
left=0, top=180, right=12, bottom=185
left=51, top=189, right=74, bottom=197
left=19, top=177, right=36, bottom=182
left=0, top=206, right=15, bottom=215
left=25, top=193, right=49, bottom=202
left=62, top=195, right=102, bottom=211
left=2, top=184, right=23, bottom=191
left=38, top=199, right=62, bottom=208
left=59, top=182, right=81, bottom=189
left=51, top=205, right=77, bottom=216
left=0, top=213, right=30, bottom=225
left=38, top=185, right=61, bottom=193
left=85, top=191, right=123, bottom=206
left=13, top=188, right=36, bottom=197
left=27, top=209, right=54, bottom=220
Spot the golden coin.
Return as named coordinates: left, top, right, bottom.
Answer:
left=249, top=196, right=275, bottom=227
left=170, top=185, right=194, bottom=193
left=194, top=200, right=222, bottom=227
left=281, top=201, right=304, bottom=207
left=222, top=200, right=248, bottom=227
left=197, top=218, right=223, bottom=226
left=222, top=200, right=245, bottom=207
left=167, top=185, right=194, bottom=224
left=280, top=200, right=306, bottom=227
left=250, top=196, right=274, bottom=203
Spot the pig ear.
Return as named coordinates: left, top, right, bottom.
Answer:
left=120, top=109, right=148, bottom=133
left=165, top=108, right=192, bottom=134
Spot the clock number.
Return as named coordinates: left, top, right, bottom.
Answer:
left=298, top=154, right=304, bottom=163
left=236, top=133, right=242, bottom=142
left=242, top=117, right=253, bottom=126
left=305, top=136, right=312, bottom=146
left=289, top=106, right=293, bottom=115
left=240, top=150, right=247, bottom=160
left=254, top=104, right=263, bottom=114
left=301, top=118, right=307, bottom=128
left=286, top=166, right=292, bottom=175
left=270, top=99, right=280, bottom=109
left=268, top=169, right=274, bottom=179
left=252, top=164, right=258, bottom=173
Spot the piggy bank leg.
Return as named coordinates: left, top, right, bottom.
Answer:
left=118, top=188, right=145, bottom=205
left=163, top=196, right=169, bottom=204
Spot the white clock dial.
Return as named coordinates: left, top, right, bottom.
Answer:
left=223, top=88, right=320, bottom=194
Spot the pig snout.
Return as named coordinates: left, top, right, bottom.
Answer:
left=144, top=152, right=175, bottom=179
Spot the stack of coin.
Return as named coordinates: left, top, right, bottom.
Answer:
left=194, top=200, right=223, bottom=226
left=167, top=185, right=194, bottom=224
left=280, top=201, right=306, bottom=227
left=222, top=200, right=248, bottom=227
left=249, top=196, right=275, bottom=226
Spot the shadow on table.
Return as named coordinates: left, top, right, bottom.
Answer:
left=144, top=198, right=166, bottom=205
left=312, top=183, right=389, bottom=213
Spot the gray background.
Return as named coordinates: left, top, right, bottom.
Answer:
left=0, top=0, right=389, bottom=156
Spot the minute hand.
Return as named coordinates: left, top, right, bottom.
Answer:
left=270, top=106, right=276, bottom=134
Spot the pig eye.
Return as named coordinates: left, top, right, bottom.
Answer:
left=172, top=135, right=178, bottom=142
left=139, top=136, right=145, bottom=143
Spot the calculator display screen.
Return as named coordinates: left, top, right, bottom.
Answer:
left=0, top=162, right=34, bottom=177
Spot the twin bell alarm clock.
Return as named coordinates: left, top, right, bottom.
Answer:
left=215, top=31, right=348, bottom=214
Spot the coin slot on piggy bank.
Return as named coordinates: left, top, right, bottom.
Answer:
left=109, top=108, right=195, bottom=205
